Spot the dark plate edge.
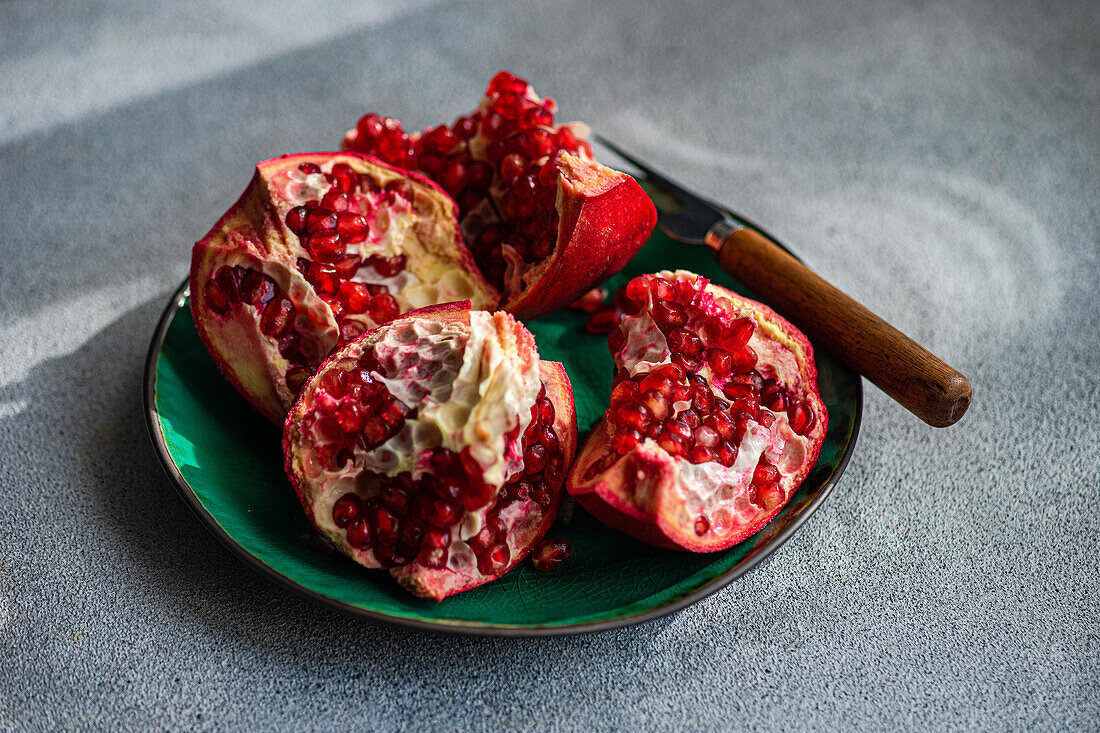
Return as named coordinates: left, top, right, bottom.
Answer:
left=143, top=277, right=862, bottom=637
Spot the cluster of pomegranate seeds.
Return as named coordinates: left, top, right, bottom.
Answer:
left=203, top=264, right=316, bottom=392
left=312, top=355, right=410, bottom=471
left=285, top=162, right=406, bottom=345
left=530, top=538, right=572, bottom=571
left=326, top=382, right=565, bottom=575
left=346, top=71, right=594, bottom=290
left=601, top=275, right=817, bottom=476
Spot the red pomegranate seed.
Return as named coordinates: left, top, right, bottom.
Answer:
left=531, top=538, right=571, bottom=571
left=368, top=292, right=400, bottom=324
left=664, top=419, right=692, bottom=441
left=336, top=213, right=369, bottom=243
left=705, top=411, right=736, bottom=441
left=239, top=270, right=275, bottom=305
left=639, top=390, right=670, bottom=421
left=329, top=163, right=358, bottom=193
left=585, top=307, right=621, bottom=334
left=681, top=408, right=701, bottom=429
left=260, top=297, right=295, bottom=338
left=370, top=255, right=406, bottom=277
left=339, top=281, right=372, bottom=313
left=729, top=346, right=758, bottom=373
left=715, top=441, right=738, bottom=467
left=693, top=425, right=719, bottom=448
left=531, top=480, right=552, bottom=509
left=649, top=277, right=677, bottom=302
left=611, top=428, right=642, bottom=454
left=499, top=154, right=526, bottom=185
left=706, top=347, right=732, bottom=377
left=536, top=426, right=559, bottom=454
left=615, top=403, right=652, bottom=432
left=755, top=482, right=782, bottom=510
left=726, top=318, right=755, bottom=349
left=345, top=517, right=372, bottom=549
left=652, top=301, right=687, bottom=330
left=298, top=162, right=321, bottom=175
left=610, top=379, right=640, bottom=406
left=453, top=115, right=478, bottom=140
left=306, top=262, right=340, bottom=296
left=306, top=231, right=344, bottom=262
left=753, top=463, right=780, bottom=486
left=553, top=127, right=578, bottom=152
left=333, top=254, right=361, bottom=278
left=335, top=403, right=363, bottom=432
left=321, top=191, right=349, bottom=213
left=688, top=445, right=716, bottom=464
left=672, top=351, right=701, bottom=373
left=477, top=543, right=511, bottom=576
left=667, top=328, right=704, bottom=357
left=757, top=410, right=776, bottom=428
left=658, top=431, right=687, bottom=456
left=372, top=506, right=399, bottom=545
left=305, top=208, right=338, bottom=233
left=488, top=70, right=528, bottom=94
left=319, top=369, right=347, bottom=399
left=420, top=125, right=457, bottom=153
left=439, top=157, right=467, bottom=193
left=380, top=485, right=410, bottom=515
left=465, top=161, right=494, bottom=191
left=691, top=383, right=713, bottom=414
left=694, top=516, right=710, bottom=536
left=788, top=402, right=815, bottom=435
left=619, top=277, right=649, bottom=314
left=332, top=494, right=363, bottom=528
left=285, top=206, right=309, bottom=234
left=418, top=528, right=450, bottom=569
left=423, top=499, right=458, bottom=530
left=524, top=444, right=549, bottom=474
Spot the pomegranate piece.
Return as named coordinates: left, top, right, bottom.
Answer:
left=343, top=71, right=657, bottom=320
left=567, top=271, right=828, bottom=552
left=530, top=538, right=572, bottom=571
left=190, top=152, right=500, bottom=423
left=283, top=301, right=578, bottom=601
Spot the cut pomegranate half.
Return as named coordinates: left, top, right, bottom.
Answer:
left=283, top=301, right=577, bottom=600
left=343, top=70, right=657, bottom=320
left=190, top=152, right=499, bottom=423
left=567, top=271, right=828, bottom=551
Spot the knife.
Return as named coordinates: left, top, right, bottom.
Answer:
left=596, top=136, right=972, bottom=428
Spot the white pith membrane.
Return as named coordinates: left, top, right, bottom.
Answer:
left=607, top=270, right=817, bottom=540
left=296, top=310, right=543, bottom=576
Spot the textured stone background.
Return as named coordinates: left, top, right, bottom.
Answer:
left=1, top=0, right=1097, bottom=730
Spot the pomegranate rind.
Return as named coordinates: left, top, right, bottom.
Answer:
left=282, top=302, right=578, bottom=601
left=504, top=153, right=657, bottom=320
left=567, top=276, right=828, bottom=552
left=190, top=151, right=500, bottom=424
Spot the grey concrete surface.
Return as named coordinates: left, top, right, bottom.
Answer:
left=1, top=0, right=1097, bottom=730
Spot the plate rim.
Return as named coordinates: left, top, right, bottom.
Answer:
left=144, top=277, right=862, bottom=637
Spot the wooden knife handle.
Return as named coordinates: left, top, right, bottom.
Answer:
left=714, top=226, right=971, bottom=427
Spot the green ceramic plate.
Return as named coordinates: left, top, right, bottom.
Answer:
left=145, top=228, right=861, bottom=635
